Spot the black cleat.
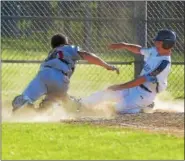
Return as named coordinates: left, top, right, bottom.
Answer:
left=12, top=95, right=29, bottom=112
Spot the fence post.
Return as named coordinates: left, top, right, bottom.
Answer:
left=134, top=1, right=147, bottom=78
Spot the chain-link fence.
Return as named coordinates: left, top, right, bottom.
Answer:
left=1, top=1, right=184, bottom=106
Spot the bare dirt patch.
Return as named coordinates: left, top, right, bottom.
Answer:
left=61, top=112, right=184, bottom=137
left=60, top=98, right=184, bottom=136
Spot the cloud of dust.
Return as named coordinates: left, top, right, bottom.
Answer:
left=2, top=102, right=116, bottom=123
left=153, top=92, right=184, bottom=113
left=2, top=91, right=184, bottom=123
left=2, top=104, right=75, bottom=123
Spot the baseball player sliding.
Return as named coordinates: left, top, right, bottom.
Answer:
left=80, top=29, right=176, bottom=114
left=12, top=34, right=119, bottom=112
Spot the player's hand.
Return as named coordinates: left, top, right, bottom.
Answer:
left=106, top=65, right=120, bottom=75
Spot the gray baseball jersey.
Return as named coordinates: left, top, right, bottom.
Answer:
left=23, top=45, right=82, bottom=102
left=40, top=45, right=82, bottom=77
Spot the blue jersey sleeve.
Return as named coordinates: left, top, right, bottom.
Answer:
left=144, top=60, right=170, bottom=83
left=149, top=60, right=170, bottom=76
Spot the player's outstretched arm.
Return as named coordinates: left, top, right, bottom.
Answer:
left=107, top=74, right=157, bottom=91
left=78, top=51, right=119, bottom=74
left=108, top=42, right=142, bottom=54
left=107, top=76, right=146, bottom=91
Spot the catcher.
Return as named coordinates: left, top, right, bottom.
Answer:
left=12, top=34, right=119, bottom=112
left=80, top=29, right=176, bottom=114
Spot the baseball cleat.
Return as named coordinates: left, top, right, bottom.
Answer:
left=12, top=95, right=29, bottom=112
left=147, top=102, right=155, bottom=108
left=61, top=95, right=82, bottom=113
left=141, top=102, right=155, bottom=113
left=69, top=96, right=82, bottom=110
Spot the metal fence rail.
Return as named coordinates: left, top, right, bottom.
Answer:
left=1, top=1, right=184, bottom=103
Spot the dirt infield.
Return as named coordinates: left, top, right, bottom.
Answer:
left=61, top=112, right=184, bottom=137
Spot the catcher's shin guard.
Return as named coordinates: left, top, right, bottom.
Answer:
left=12, top=95, right=32, bottom=112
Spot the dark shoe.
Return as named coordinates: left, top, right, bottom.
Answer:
left=12, top=95, right=29, bottom=112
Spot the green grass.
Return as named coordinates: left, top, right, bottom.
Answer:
left=167, top=64, right=184, bottom=99
left=2, top=123, right=184, bottom=160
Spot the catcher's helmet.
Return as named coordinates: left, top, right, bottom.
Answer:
left=51, top=34, right=68, bottom=48
left=153, top=29, right=176, bottom=49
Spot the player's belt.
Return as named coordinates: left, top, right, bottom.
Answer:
left=44, top=65, right=68, bottom=76
left=139, top=84, right=152, bottom=93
